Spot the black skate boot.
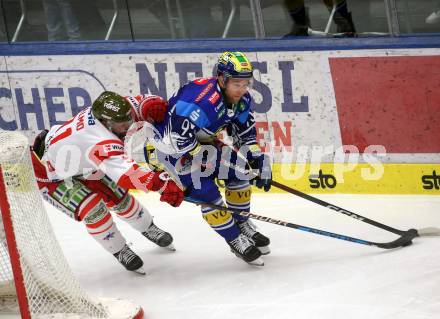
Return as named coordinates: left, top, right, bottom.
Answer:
left=238, top=219, right=271, bottom=255
left=113, top=244, right=145, bottom=274
left=142, top=221, right=175, bottom=251
left=227, top=233, right=264, bottom=266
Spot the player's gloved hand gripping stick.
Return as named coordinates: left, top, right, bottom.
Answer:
left=149, top=171, right=184, bottom=207
left=140, top=136, right=438, bottom=249
left=246, top=144, right=272, bottom=192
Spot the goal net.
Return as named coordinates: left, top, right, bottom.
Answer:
left=0, top=130, right=143, bottom=319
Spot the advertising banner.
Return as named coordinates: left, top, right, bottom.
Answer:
left=1, top=48, right=439, bottom=194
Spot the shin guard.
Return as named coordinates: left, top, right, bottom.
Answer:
left=225, top=181, right=251, bottom=223
left=79, top=194, right=126, bottom=254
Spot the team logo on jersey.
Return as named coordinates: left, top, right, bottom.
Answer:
left=208, top=91, right=220, bottom=104
left=189, top=109, right=201, bottom=122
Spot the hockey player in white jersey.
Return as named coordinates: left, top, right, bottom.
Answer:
left=31, top=91, right=184, bottom=274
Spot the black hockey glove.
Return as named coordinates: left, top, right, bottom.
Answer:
left=32, top=129, right=49, bottom=159
left=248, top=149, right=272, bottom=192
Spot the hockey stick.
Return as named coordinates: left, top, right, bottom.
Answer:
left=140, top=139, right=438, bottom=247
left=269, top=180, right=440, bottom=239
left=192, top=200, right=417, bottom=249
left=214, top=141, right=440, bottom=244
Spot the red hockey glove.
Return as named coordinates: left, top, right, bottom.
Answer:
left=150, top=171, right=184, bottom=207
left=139, top=95, right=168, bottom=123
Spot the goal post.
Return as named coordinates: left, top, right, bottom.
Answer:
left=0, top=130, right=143, bottom=319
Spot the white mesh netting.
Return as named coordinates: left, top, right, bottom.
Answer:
left=0, top=131, right=143, bottom=319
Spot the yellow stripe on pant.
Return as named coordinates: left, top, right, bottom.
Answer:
left=225, top=185, right=252, bottom=208
left=203, top=209, right=233, bottom=228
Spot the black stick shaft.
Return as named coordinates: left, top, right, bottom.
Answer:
left=195, top=201, right=411, bottom=249
left=270, top=180, right=404, bottom=236
left=215, top=140, right=405, bottom=236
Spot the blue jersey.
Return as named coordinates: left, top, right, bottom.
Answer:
left=162, top=77, right=257, bottom=156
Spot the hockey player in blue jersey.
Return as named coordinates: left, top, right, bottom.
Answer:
left=145, top=51, right=272, bottom=266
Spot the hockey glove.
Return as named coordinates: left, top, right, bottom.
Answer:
left=153, top=171, right=184, bottom=207
left=139, top=95, right=168, bottom=123
left=32, top=129, right=49, bottom=159
left=247, top=145, right=272, bottom=192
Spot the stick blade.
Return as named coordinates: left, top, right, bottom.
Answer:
left=417, top=227, right=440, bottom=237
left=376, top=229, right=418, bottom=249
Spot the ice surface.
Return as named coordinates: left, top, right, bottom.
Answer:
left=2, top=193, right=439, bottom=319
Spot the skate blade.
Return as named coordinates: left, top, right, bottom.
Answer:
left=132, top=267, right=147, bottom=275
left=248, top=257, right=264, bottom=266
left=163, top=243, right=176, bottom=251
left=230, top=250, right=264, bottom=266
left=258, top=245, right=271, bottom=255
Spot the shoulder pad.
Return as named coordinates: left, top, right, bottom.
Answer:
left=174, top=100, right=211, bottom=128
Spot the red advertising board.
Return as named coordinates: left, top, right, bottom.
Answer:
left=330, top=56, right=440, bottom=153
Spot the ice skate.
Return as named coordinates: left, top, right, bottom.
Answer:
left=142, top=221, right=175, bottom=251
left=113, top=244, right=146, bottom=275
left=238, top=219, right=271, bottom=255
left=228, top=233, right=264, bottom=266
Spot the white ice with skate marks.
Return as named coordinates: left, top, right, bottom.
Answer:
left=0, top=298, right=142, bottom=319
left=5, top=193, right=439, bottom=319
left=35, top=298, right=142, bottom=319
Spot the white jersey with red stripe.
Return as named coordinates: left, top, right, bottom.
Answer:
left=41, top=94, right=166, bottom=192
left=43, top=106, right=136, bottom=183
